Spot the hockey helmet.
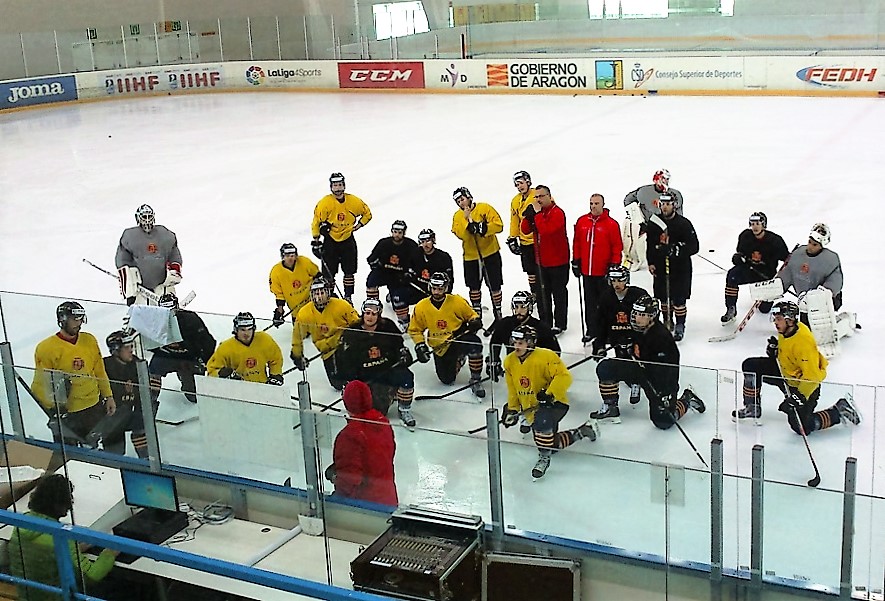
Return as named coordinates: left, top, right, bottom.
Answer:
left=310, top=277, right=331, bottom=307
left=106, top=329, right=137, bottom=354
left=361, top=298, right=383, bottom=315
left=749, top=212, right=768, bottom=229
left=809, top=223, right=831, bottom=247
left=135, top=204, right=155, bottom=233
left=56, top=301, right=86, bottom=328
left=452, top=187, right=472, bottom=204
left=658, top=193, right=677, bottom=209
left=511, top=290, right=535, bottom=314
left=510, top=324, right=538, bottom=349
left=429, top=272, right=450, bottom=290
left=652, top=169, right=670, bottom=191
left=280, top=243, right=298, bottom=258
left=771, top=300, right=800, bottom=323
left=417, top=228, right=436, bottom=243
left=158, top=293, right=179, bottom=310
left=630, top=295, right=660, bottom=331
left=607, top=264, right=630, bottom=284
left=329, top=172, right=345, bottom=186
left=513, top=170, right=532, bottom=185
left=391, top=219, right=407, bottom=233
left=232, top=312, right=256, bottom=333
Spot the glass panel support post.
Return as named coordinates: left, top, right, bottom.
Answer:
left=297, top=380, right=324, bottom=522
left=136, top=360, right=162, bottom=472
left=840, top=457, right=857, bottom=599
left=0, top=342, right=26, bottom=439
left=710, top=438, right=723, bottom=583
left=485, top=407, right=504, bottom=544
left=750, top=444, right=764, bottom=589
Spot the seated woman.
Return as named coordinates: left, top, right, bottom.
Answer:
left=8, top=473, right=119, bottom=601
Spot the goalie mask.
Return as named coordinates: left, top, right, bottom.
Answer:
left=652, top=169, right=670, bottom=192
left=135, top=204, right=155, bottom=233
left=809, top=223, right=831, bottom=247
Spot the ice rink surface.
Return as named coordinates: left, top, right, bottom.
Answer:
left=1, top=92, right=883, bottom=584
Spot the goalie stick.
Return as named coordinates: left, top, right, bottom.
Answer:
left=82, top=259, right=196, bottom=307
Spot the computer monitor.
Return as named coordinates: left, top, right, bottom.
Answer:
left=120, top=469, right=179, bottom=513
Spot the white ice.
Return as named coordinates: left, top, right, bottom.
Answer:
left=1, top=92, right=883, bottom=590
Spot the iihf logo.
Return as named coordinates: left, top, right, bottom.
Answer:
left=245, top=66, right=265, bottom=86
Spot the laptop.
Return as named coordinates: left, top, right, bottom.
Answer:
left=111, top=469, right=189, bottom=548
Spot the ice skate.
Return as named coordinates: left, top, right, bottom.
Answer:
left=673, top=323, right=685, bottom=341
left=681, top=387, right=705, bottom=413
left=835, top=395, right=861, bottom=426
left=590, top=403, right=621, bottom=424
left=732, top=403, right=761, bottom=424
left=720, top=306, right=737, bottom=325
left=531, top=454, right=551, bottom=480
left=519, top=415, right=531, bottom=434
left=469, top=375, right=486, bottom=399
left=629, top=384, right=641, bottom=405
left=398, top=404, right=416, bottom=430
left=578, top=419, right=600, bottom=442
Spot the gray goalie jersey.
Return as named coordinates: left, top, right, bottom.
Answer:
left=778, top=245, right=843, bottom=296
left=623, top=184, right=684, bottom=222
left=115, top=225, right=182, bottom=289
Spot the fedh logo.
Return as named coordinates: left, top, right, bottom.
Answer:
left=441, top=63, right=467, bottom=87
left=797, top=65, right=877, bottom=87
left=630, top=62, right=654, bottom=88
left=246, top=66, right=265, bottom=86
left=338, top=62, right=425, bottom=89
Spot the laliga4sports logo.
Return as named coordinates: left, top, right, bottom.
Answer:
left=796, top=65, right=877, bottom=87
left=245, top=66, right=265, bottom=86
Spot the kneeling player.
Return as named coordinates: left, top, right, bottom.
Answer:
left=207, top=313, right=284, bottom=385
left=408, top=272, right=486, bottom=397
left=501, top=325, right=599, bottom=479
left=102, top=329, right=152, bottom=457
left=734, top=300, right=861, bottom=432
left=592, top=295, right=704, bottom=427
left=338, top=299, right=417, bottom=428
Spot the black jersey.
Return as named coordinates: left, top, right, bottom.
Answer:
left=367, top=237, right=422, bottom=277
left=416, top=248, right=454, bottom=292
left=595, top=285, right=648, bottom=350
left=151, top=310, right=216, bottom=363
left=103, top=355, right=140, bottom=407
left=735, top=229, right=789, bottom=279
left=646, top=212, right=699, bottom=276
left=633, top=320, right=680, bottom=397
left=488, top=315, right=560, bottom=361
left=338, top=316, right=406, bottom=381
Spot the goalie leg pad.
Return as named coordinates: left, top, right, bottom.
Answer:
left=802, top=288, right=840, bottom=358
left=835, top=311, right=857, bottom=339
left=621, top=203, right=647, bottom=271
left=749, top=278, right=784, bottom=302
left=118, top=265, right=142, bottom=299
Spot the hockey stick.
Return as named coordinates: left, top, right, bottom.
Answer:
left=469, top=233, right=497, bottom=337
left=262, top=307, right=294, bottom=332
left=696, top=253, right=727, bottom=272
left=282, top=351, right=323, bottom=376
left=664, top=255, right=672, bottom=331
left=82, top=259, right=196, bottom=307
left=529, top=222, right=551, bottom=329
left=577, top=273, right=587, bottom=343
left=774, top=361, right=821, bottom=487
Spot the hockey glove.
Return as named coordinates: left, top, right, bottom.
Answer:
left=217, top=367, right=242, bottom=380
left=571, top=260, right=582, bottom=278
left=591, top=342, right=606, bottom=360
left=266, top=374, right=284, bottom=386
left=475, top=221, right=488, bottom=236
left=310, top=239, right=324, bottom=259
left=522, top=204, right=537, bottom=220
left=290, top=352, right=306, bottom=371
left=399, top=346, right=414, bottom=367
left=368, top=256, right=382, bottom=270
left=506, top=237, right=521, bottom=256
left=765, top=336, right=779, bottom=359
left=536, top=389, right=555, bottom=407
left=485, top=356, right=503, bottom=382
left=778, top=391, right=805, bottom=414
left=501, top=406, right=520, bottom=428
left=732, top=253, right=746, bottom=266
left=466, top=221, right=479, bottom=235
left=415, top=342, right=432, bottom=363
left=272, top=306, right=286, bottom=327
left=318, top=221, right=332, bottom=237
left=163, top=262, right=183, bottom=287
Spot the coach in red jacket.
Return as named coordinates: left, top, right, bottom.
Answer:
left=572, top=193, right=623, bottom=343
left=327, top=380, right=398, bottom=506
left=521, top=184, right=570, bottom=335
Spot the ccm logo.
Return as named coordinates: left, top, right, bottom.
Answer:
left=338, top=62, right=425, bottom=89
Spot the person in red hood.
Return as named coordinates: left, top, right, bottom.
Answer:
left=572, top=193, right=623, bottom=343
left=520, top=184, right=570, bottom=335
left=326, top=380, right=398, bottom=505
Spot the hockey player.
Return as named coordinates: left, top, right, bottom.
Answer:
left=520, top=184, right=570, bottom=334
left=487, top=290, right=560, bottom=382
left=505, top=170, right=539, bottom=297
left=269, top=243, right=320, bottom=327
left=102, top=329, right=151, bottom=457
left=572, top=193, right=623, bottom=342
left=733, top=300, right=861, bottom=433
left=415, top=228, right=454, bottom=295
left=148, top=293, right=216, bottom=404
left=32, top=302, right=115, bottom=446
left=622, top=169, right=684, bottom=270
left=115, top=204, right=183, bottom=305
left=451, top=187, right=505, bottom=321
left=645, top=194, right=699, bottom=341
left=206, top=312, right=284, bottom=385
left=408, top=272, right=486, bottom=397
left=311, top=172, right=372, bottom=305
left=292, top=277, right=360, bottom=390
left=366, top=220, right=423, bottom=331
left=720, top=212, right=790, bottom=324
left=501, top=325, right=599, bottom=479
left=338, top=299, right=417, bottom=427
left=591, top=295, right=704, bottom=427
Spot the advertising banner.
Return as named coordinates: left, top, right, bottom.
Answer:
left=766, top=57, right=883, bottom=91
left=622, top=57, right=746, bottom=91
left=227, top=61, right=336, bottom=89
left=424, top=61, right=490, bottom=90
left=483, top=59, right=599, bottom=90
left=1, top=76, right=77, bottom=110
left=338, top=62, right=425, bottom=89
left=76, top=64, right=224, bottom=100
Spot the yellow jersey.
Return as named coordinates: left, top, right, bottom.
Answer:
left=32, top=332, right=112, bottom=413
left=452, top=202, right=504, bottom=260
left=311, top=194, right=372, bottom=242
left=269, top=257, right=320, bottom=313
left=206, top=332, right=283, bottom=383
left=408, top=294, right=479, bottom=356
left=503, top=347, right=572, bottom=424
left=778, top=322, right=828, bottom=399
left=509, top=189, right=536, bottom=245
left=293, top=299, right=360, bottom=359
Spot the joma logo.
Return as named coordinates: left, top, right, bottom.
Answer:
left=7, top=82, right=64, bottom=103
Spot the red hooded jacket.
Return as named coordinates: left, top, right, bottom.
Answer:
left=332, top=381, right=398, bottom=505
left=572, top=208, right=623, bottom=276
left=520, top=202, right=570, bottom=268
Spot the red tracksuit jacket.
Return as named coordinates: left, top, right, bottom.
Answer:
left=521, top=202, right=569, bottom=268
left=572, top=208, right=623, bottom=276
